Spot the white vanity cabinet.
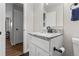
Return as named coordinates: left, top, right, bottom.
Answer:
left=29, top=42, right=49, bottom=56
left=29, top=33, right=63, bottom=56
left=29, top=35, right=49, bottom=56
left=50, top=35, right=63, bottom=56
left=37, top=47, right=49, bottom=56
left=29, top=43, right=36, bottom=56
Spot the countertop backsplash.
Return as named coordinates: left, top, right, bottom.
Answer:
left=52, top=26, right=63, bottom=33
left=42, top=26, right=63, bottom=33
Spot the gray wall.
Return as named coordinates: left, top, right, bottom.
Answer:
left=5, top=18, right=10, bottom=32
left=5, top=3, right=14, bottom=45
left=63, top=3, right=79, bottom=56
left=6, top=4, right=13, bottom=17
left=6, top=3, right=14, bottom=45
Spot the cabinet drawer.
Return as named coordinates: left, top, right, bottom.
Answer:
left=30, top=35, right=49, bottom=53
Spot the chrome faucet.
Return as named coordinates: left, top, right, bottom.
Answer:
left=47, top=26, right=52, bottom=33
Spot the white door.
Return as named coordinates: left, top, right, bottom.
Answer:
left=14, top=8, right=23, bottom=45
left=0, top=4, right=5, bottom=56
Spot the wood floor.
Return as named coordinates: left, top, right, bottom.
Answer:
left=6, top=39, right=23, bottom=56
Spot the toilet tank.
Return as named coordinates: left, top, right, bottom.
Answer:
left=72, top=37, right=79, bottom=56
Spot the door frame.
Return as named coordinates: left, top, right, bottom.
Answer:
left=5, top=3, right=25, bottom=56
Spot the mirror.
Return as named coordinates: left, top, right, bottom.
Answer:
left=43, top=3, right=63, bottom=27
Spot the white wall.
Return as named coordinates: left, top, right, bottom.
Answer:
left=56, top=5, right=63, bottom=26
left=0, top=3, right=5, bottom=56
left=33, top=3, right=44, bottom=32
left=63, top=4, right=79, bottom=56
left=24, top=3, right=34, bottom=53
left=24, top=3, right=44, bottom=53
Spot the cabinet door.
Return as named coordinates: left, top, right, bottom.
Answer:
left=29, top=43, right=36, bottom=56
left=50, top=35, right=63, bottom=56
left=37, top=48, right=49, bottom=56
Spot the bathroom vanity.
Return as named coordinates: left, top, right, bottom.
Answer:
left=28, top=32, right=63, bottom=56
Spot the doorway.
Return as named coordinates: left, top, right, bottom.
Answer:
left=5, top=3, right=24, bottom=56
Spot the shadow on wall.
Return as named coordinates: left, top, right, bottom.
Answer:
left=64, top=3, right=79, bottom=56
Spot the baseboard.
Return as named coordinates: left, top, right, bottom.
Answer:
left=26, top=49, right=29, bottom=53
left=20, top=52, right=29, bottom=56
left=23, top=48, right=29, bottom=54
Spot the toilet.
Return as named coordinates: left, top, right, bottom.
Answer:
left=72, top=37, right=79, bottom=56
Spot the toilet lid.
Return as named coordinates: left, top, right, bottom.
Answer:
left=72, top=37, right=79, bottom=45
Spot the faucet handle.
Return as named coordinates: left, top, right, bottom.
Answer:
left=52, top=29, right=57, bottom=33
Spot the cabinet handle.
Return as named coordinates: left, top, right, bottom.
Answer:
left=53, top=47, right=62, bottom=53
left=0, top=32, right=1, bottom=35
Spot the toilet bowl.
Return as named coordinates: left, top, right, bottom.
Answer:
left=72, top=37, right=79, bottom=56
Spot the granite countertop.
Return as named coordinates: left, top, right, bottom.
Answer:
left=28, top=32, right=63, bottom=41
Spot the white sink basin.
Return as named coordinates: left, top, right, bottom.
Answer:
left=29, top=32, right=63, bottom=38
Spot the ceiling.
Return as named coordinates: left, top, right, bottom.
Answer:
left=46, top=3, right=62, bottom=7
